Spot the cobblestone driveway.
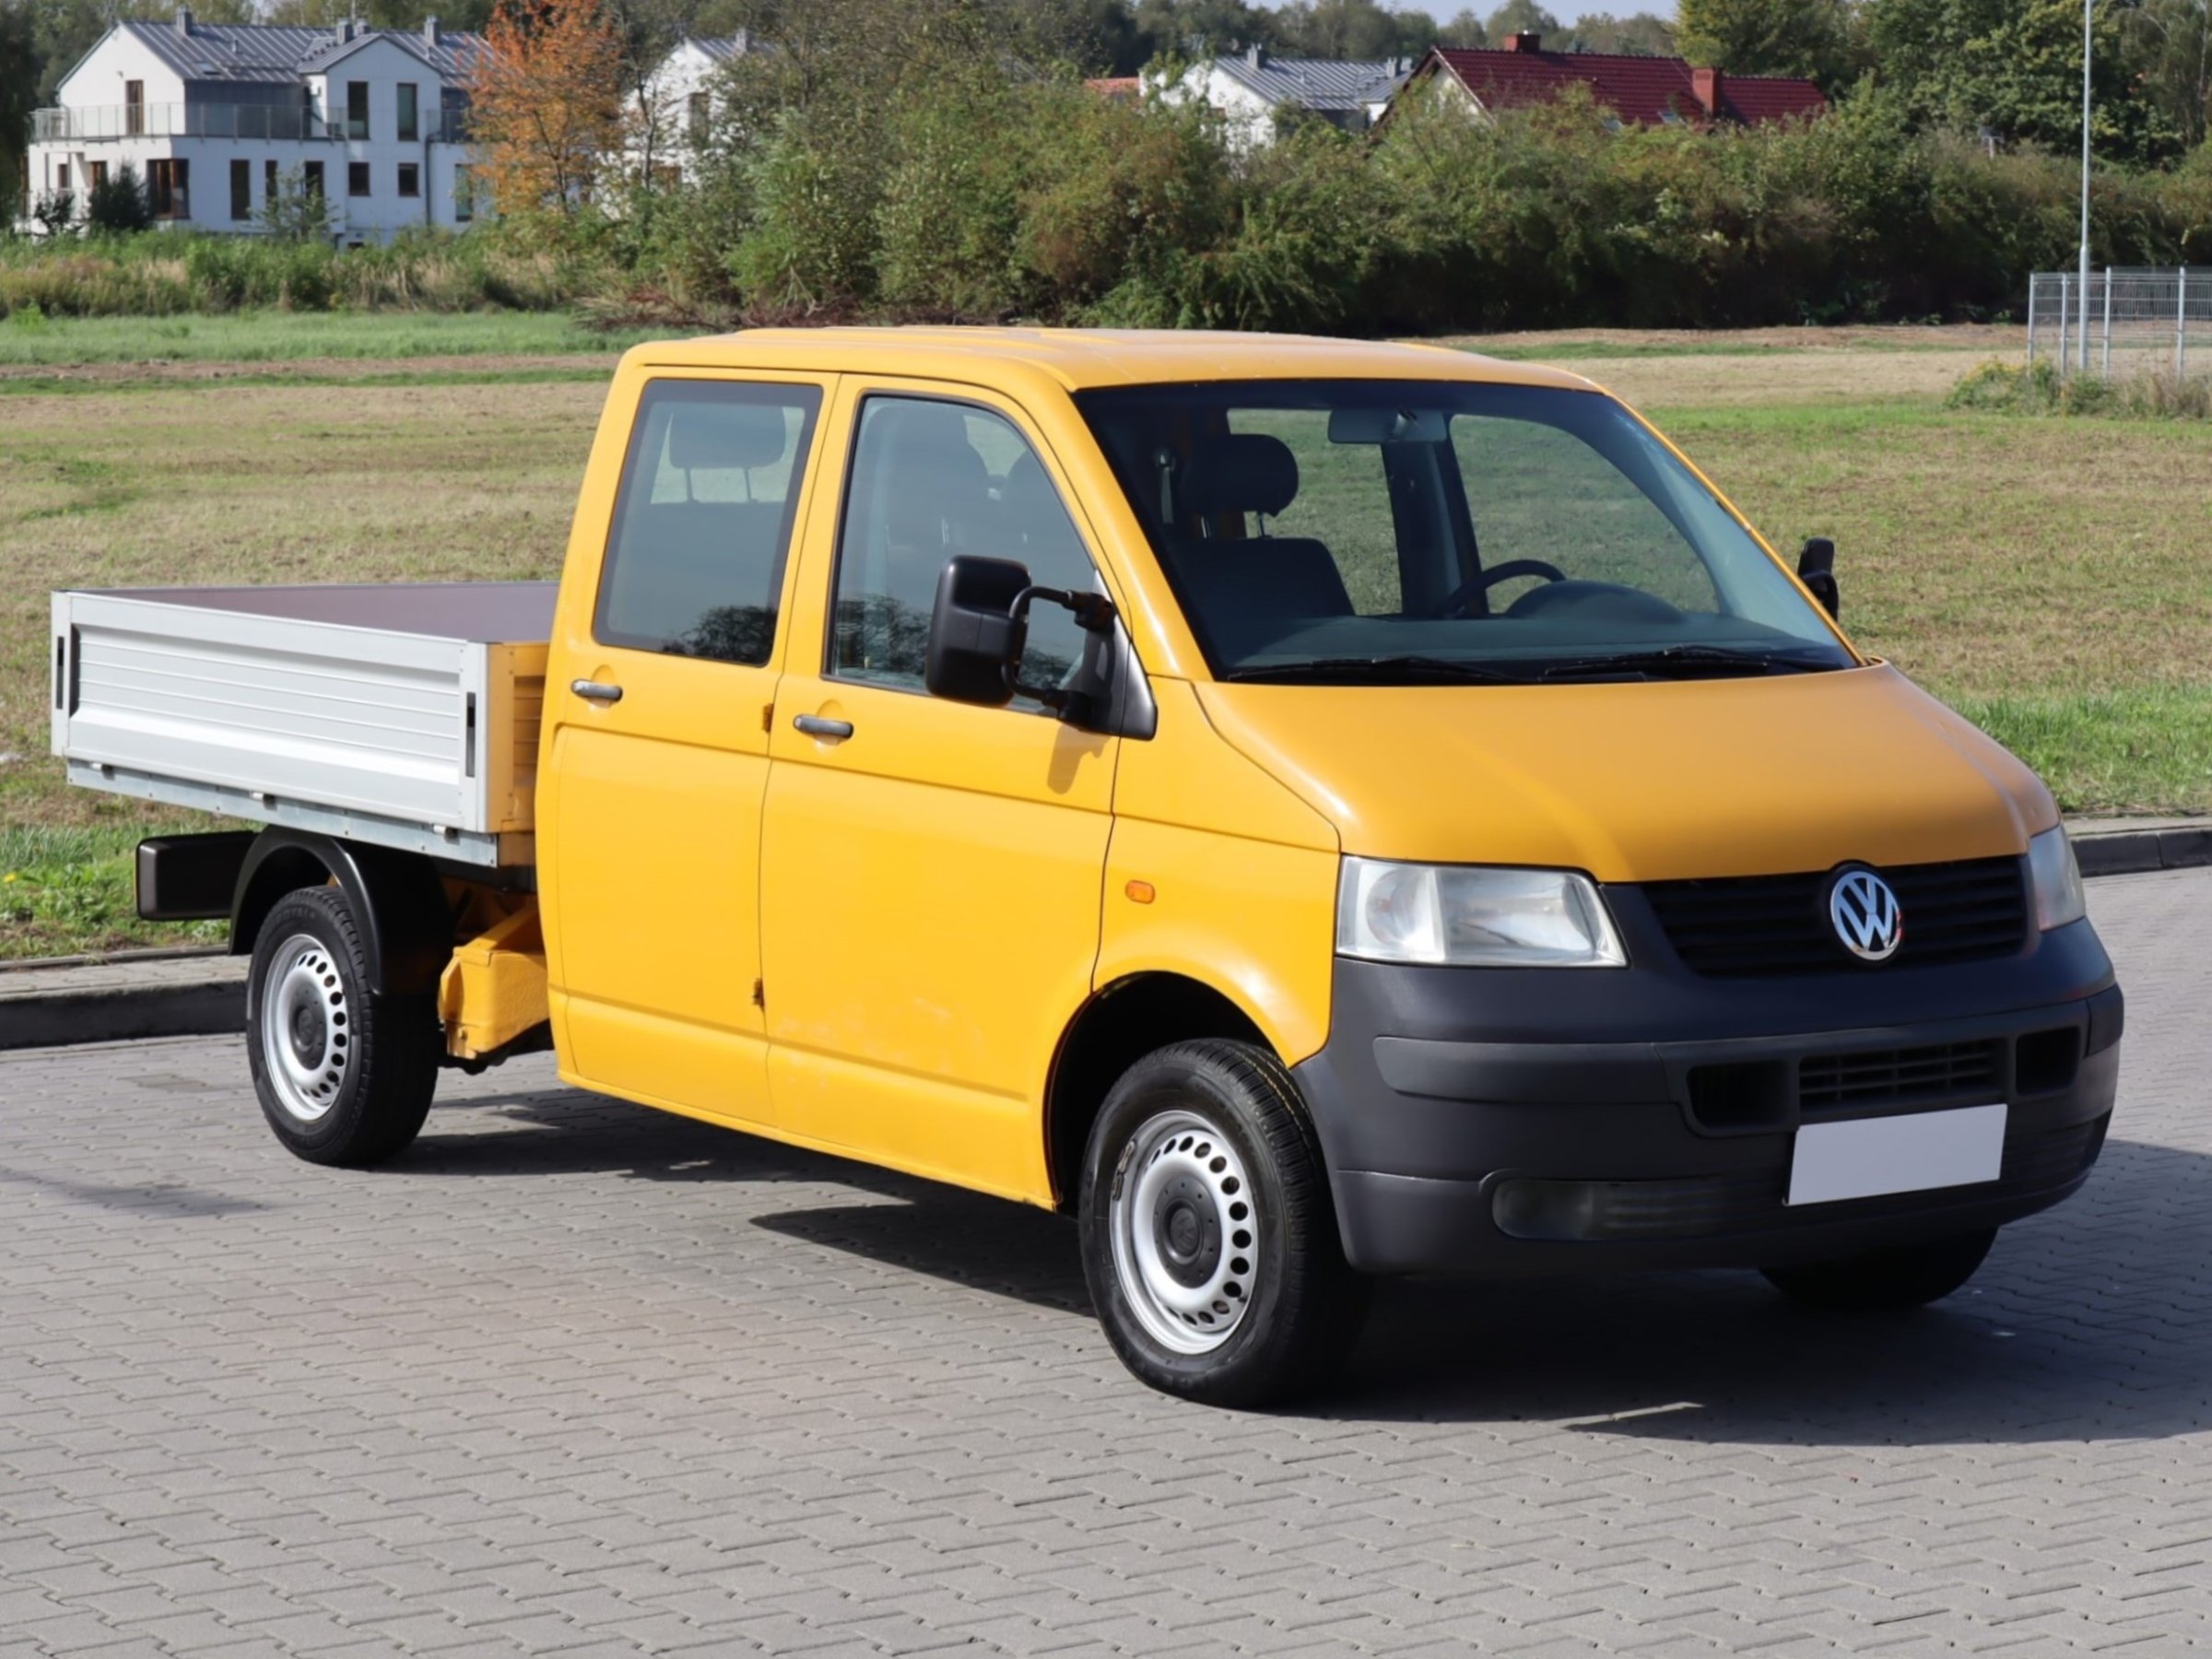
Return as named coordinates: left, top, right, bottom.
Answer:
left=3, top=871, right=2208, bottom=1657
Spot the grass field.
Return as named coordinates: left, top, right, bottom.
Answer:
left=2, top=315, right=2206, bottom=958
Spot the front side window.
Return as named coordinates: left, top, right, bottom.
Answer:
left=830, top=395, right=1100, bottom=712
left=595, top=380, right=822, bottom=665
left=1080, top=380, right=1853, bottom=683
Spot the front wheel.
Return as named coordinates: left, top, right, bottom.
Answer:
left=1760, top=1228, right=1997, bottom=1312
left=246, top=886, right=441, bottom=1168
left=1078, top=1040, right=1365, bottom=1407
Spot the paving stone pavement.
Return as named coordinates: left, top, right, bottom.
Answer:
left=2, top=869, right=2208, bottom=1658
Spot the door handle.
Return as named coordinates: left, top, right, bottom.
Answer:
left=792, top=713, right=853, bottom=741
left=571, top=679, right=624, bottom=705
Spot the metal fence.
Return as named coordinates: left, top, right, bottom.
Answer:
left=2026, top=268, right=2212, bottom=380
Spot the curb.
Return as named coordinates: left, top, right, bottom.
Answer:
left=0, top=977, right=245, bottom=1053
left=2069, top=825, right=2212, bottom=879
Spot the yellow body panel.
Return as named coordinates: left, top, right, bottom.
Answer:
left=439, top=902, right=548, bottom=1061
left=509, top=328, right=2061, bottom=1210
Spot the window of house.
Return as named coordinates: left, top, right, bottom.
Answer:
left=594, top=381, right=825, bottom=665
left=346, top=81, right=370, bottom=140
left=230, top=158, right=250, bottom=219
left=453, top=165, right=474, bottom=221
left=88, top=161, right=107, bottom=191
left=831, top=396, right=1101, bottom=709
left=302, top=159, right=324, bottom=198
left=396, top=82, right=418, bottom=142
left=265, top=159, right=277, bottom=202
left=348, top=161, right=371, bottom=196
left=688, top=91, right=710, bottom=142
left=56, top=161, right=70, bottom=194
left=396, top=162, right=419, bottom=198
left=124, top=80, right=144, bottom=136
left=147, top=159, right=188, bottom=219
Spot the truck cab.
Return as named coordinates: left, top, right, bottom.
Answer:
left=57, top=330, right=2121, bottom=1406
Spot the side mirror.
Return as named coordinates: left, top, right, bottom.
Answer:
left=1797, top=536, right=1840, bottom=619
left=924, top=555, right=1030, bottom=707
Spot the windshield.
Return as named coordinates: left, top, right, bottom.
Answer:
left=1077, top=380, right=1855, bottom=684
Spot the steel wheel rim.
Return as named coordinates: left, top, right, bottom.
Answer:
left=1109, top=1109, right=1259, bottom=1355
left=259, top=934, right=350, bottom=1124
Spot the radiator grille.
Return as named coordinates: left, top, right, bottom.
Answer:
left=1798, top=1041, right=2002, bottom=1113
left=1644, top=857, right=2030, bottom=977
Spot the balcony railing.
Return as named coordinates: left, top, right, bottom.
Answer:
left=32, top=103, right=469, bottom=144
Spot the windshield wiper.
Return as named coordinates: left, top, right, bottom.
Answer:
left=1534, top=645, right=1837, bottom=683
left=1222, top=654, right=1537, bottom=686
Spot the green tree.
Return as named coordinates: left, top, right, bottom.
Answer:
left=1437, top=7, right=1483, bottom=46
left=1274, top=0, right=1436, bottom=59
left=2120, top=0, right=2212, bottom=149
left=1483, top=0, right=1559, bottom=41
left=0, top=0, right=37, bottom=225
left=1566, top=11, right=1674, bottom=55
left=1677, top=0, right=1854, bottom=81
left=1866, top=0, right=2171, bottom=159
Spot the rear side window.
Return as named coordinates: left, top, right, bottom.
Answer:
left=595, top=380, right=821, bottom=665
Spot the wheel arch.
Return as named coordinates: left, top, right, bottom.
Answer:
left=1042, top=971, right=1275, bottom=1212
left=230, top=829, right=453, bottom=997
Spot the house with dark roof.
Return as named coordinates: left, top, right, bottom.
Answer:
left=1394, top=33, right=1826, bottom=131
left=21, top=7, right=484, bottom=241
left=1156, top=45, right=1414, bottom=149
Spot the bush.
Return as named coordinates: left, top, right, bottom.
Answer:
left=86, top=165, right=153, bottom=234
left=1945, top=358, right=2212, bottom=418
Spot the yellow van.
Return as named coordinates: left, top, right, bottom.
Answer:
left=67, top=331, right=2121, bottom=1406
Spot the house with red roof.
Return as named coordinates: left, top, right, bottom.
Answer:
left=1392, top=32, right=1826, bottom=131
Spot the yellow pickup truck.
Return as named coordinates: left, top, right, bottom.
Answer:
left=54, top=330, right=2121, bottom=1406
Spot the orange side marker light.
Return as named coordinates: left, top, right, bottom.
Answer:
left=1124, top=880, right=1156, bottom=905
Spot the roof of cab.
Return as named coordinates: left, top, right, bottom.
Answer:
left=624, top=327, right=1599, bottom=394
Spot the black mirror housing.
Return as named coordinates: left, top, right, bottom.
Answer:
left=1797, top=536, right=1840, bottom=619
left=925, top=556, right=1032, bottom=706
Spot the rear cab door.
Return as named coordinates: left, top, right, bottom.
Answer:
left=539, top=361, right=835, bottom=1125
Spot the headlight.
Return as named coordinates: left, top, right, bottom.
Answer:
left=2028, top=825, right=2087, bottom=931
left=1336, top=858, right=1627, bottom=968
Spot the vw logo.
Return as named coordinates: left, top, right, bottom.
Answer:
left=1830, top=868, right=1903, bottom=961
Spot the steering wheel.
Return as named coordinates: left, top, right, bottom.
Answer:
left=1431, top=559, right=1569, bottom=618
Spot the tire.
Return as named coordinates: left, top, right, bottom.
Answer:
left=245, top=886, right=441, bottom=1168
left=1760, top=1228, right=1997, bottom=1312
left=1078, top=1039, right=1366, bottom=1407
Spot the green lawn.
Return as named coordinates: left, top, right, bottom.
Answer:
left=2, top=323, right=2206, bottom=959
left=0, top=308, right=668, bottom=366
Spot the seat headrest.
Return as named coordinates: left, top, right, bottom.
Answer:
left=1179, top=433, right=1299, bottom=521
left=665, top=401, right=791, bottom=470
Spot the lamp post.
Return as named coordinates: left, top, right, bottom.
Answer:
left=2077, top=0, right=2092, bottom=375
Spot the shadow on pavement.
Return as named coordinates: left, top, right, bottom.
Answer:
left=393, top=1088, right=2210, bottom=1446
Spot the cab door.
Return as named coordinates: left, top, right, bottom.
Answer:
left=759, top=383, right=1122, bottom=1201
left=539, top=371, right=830, bottom=1125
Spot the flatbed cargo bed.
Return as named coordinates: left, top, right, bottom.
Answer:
left=51, top=583, right=556, bottom=868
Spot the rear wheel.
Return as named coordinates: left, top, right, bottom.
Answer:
left=1079, top=1040, right=1365, bottom=1407
left=1761, top=1228, right=1997, bottom=1312
left=246, top=887, right=440, bottom=1168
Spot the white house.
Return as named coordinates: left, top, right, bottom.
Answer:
left=1154, top=46, right=1411, bottom=150
left=630, top=35, right=747, bottom=185
left=19, top=8, right=485, bottom=243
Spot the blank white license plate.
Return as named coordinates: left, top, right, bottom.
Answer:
left=1786, top=1103, right=2008, bottom=1206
